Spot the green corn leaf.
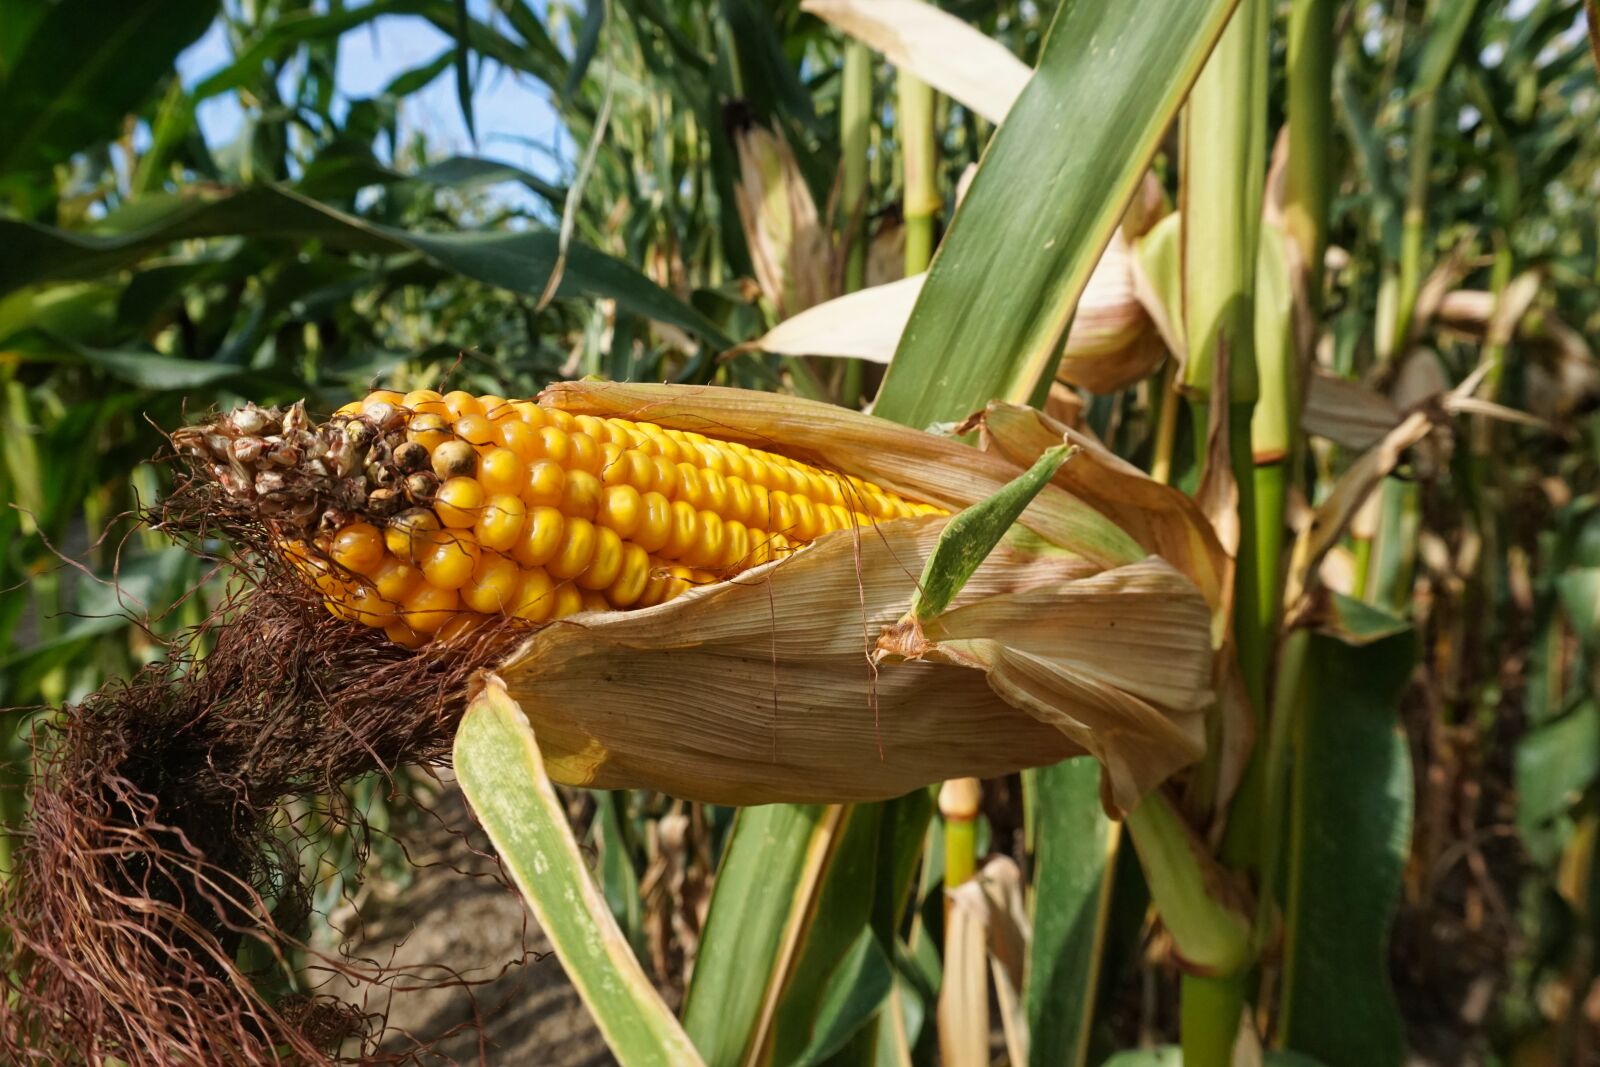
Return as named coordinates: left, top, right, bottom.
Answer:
left=0, top=0, right=216, bottom=179
left=1025, top=758, right=1116, bottom=1067
left=910, top=443, right=1073, bottom=622
left=790, top=928, right=895, bottom=1067
left=0, top=186, right=730, bottom=347
left=454, top=678, right=706, bottom=1067
left=1279, top=627, right=1415, bottom=1066
left=872, top=0, right=1242, bottom=426
left=682, top=803, right=831, bottom=1066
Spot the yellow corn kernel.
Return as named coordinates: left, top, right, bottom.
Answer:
left=608, top=543, right=651, bottom=607
left=421, top=532, right=480, bottom=590
left=475, top=493, right=527, bottom=553
left=550, top=581, right=585, bottom=618
left=632, top=491, right=672, bottom=554
left=386, top=508, right=441, bottom=562
left=479, top=447, right=525, bottom=496
left=536, top=425, right=572, bottom=467
left=463, top=554, right=523, bottom=614
left=499, top=417, right=539, bottom=458
left=512, top=506, right=565, bottom=568
left=525, top=458, right=566, bottom=508
left=597, top=484, right=643, bottom=539
left=311, top=391, right=949, bottom=645
left=547, top=517, right=598, bottom=581
left=401, top=583, right=459, bottom=634
left=685, top=511, right=725, bottom=570
left=434, top=476, right=485, bottom=529
left=442, top=390, right=483, bottom=419
left=373, top=556, right=422, bottom=603
left=514, top=567, right=556, bottom=623
left=561, top=469, right=603, bottom=521
left=330, top=522, right=385, bottom=575
left=407, top=412, right=453, bottom=450
left=577, top=526, right=625, bottom=591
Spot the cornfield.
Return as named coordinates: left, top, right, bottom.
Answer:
left=1, top=0, right=1598, bottom=1064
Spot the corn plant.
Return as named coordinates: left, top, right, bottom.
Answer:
left=1, top=0, right=1599, bottom=1064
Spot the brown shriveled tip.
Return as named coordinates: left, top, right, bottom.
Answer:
left=873, top=615, right=930, bottom=662
left=170, top=399, right=414, bottom=543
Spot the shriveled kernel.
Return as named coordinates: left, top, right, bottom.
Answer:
left=608, top=543, right=651, bottom=607
left=514, top=567, right=556, bottom=622
left=577, top=526, right=625, bottom=591
left=598, top=484, right=644, bottom=539
left=386, top=508, right=440, bottom=562
left=513, top=506, right=565, bottom=567
left=330, top=522, right=385, bottom=575
left=401, top=583, right=459, bottom=634
left=547, top=517, right=598, bottom=580
left=475, top=493, right=527, bottom=552
left=431, top=440, right=478, bottom=479
left=421, top=532, right=480, bottom=590
left=435, top=476, right=486, bottom=528
left=579, top=590, right=611, bottom=614
left=524, top=459, right=566, bottom=508
left=463, top=554, right=523, bottom=614
left=562, top=470, right=603, bottom=521
left=480, top=447, right=525, bottom=495
left=442, top=391, right=483, bottom=419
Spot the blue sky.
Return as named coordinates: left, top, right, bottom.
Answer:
left=174, top=1, right=570, bottom=189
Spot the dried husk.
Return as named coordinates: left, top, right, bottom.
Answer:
left=1053, top=229, right=1166, bottom=394
left=728, top=115, right=832, bottom=318
left=513, top=382, right=1216, bottom=813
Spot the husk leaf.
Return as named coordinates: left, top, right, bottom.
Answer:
left=495, top=515, right=1210, bottom=810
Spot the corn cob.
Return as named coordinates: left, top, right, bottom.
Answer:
left=196, top=388, right=946, bottom=647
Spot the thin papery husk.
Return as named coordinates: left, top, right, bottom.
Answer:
left=496, top=517, right=1208, bottom=814
left=973, top=399, right=1232, bottom=645
left=531, top=382, right=1217, bottom=813
left=1053, top=229, right=1167, bottom=394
